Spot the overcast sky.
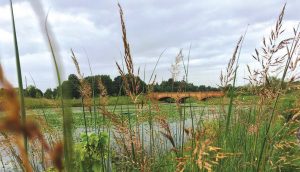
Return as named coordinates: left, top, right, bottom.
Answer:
left=0, top=0, right=299, bottom=91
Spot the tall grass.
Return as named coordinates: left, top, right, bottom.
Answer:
left=28, top=1, right=75, bottom=170
left=84, top=50, right=98, bottom=132
left=45, top=17, right=74, bottom=172
left=9, top=0, right=27, bottom=153
left=1, top=2, right=300, bottom=172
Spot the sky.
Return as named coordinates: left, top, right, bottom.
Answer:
left=0, top=0, right=299, bottom=91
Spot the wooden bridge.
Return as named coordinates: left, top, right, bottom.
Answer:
left=148, top=91, right=224, bottom=102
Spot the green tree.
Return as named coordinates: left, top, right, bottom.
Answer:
left=99, top=75, right=113, bottom=95
left=68, top=74, right=81, bottom=98
left=86, top=75, right=114, bottom=96
left=112, top=76, right=124, bottom=96
left=44, top=88, right=54, bottom=99
left=25, top=85, right=43, bottom=98
left=112, top=75, right=147, bottom=96
left=154, top=78, right=219, bottom=92
left=53, top=88, right=58, bottom=99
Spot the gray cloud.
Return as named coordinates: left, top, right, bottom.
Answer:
left=0, top=0, right=299, bottom=91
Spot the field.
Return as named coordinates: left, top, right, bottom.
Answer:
left=0, top=2, right=300, bottom=172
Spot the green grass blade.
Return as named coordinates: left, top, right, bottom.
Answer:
left=9, top=0, right=27, bottom=152
left=45, top=14, right=74, bottom=171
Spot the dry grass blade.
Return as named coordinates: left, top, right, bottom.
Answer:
left=98, top=77, right=108, bottom=106
left=71, top=49, right=92, bottom=109
left=0, top=65, right=63, bottom=171
left=220, top=36, right=243, bottom=88
left=116, top=3, right=144, bottom=104
left=170, top=50, right=183, bottom=82
left=71, top=49, right=82, bottom=79
left=116, top=62, right=132, bottom=98
left=156, top=117, right=176, bottom=148
left=0, top=65, right=32, bottom=171
left=175, top=156, right=188, bottom=172
left=118, top=3, right=134, bottom=75
left=50, top=143, right=64, bottom=172
left=287, top=23, right=300, bottom=80
left=247, top=3, right=292, bottom=89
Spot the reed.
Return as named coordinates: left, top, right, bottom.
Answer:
left=84, top=50, right=98, bottom=132
left=1, top=1, right=300, bottom=172
left=71, top=49, right=93, bottom=170
left=9, top=0, right=27, bottom=153
left=220, top=36, right=243, bottom=134
left=254, top=4, right=300, bottom=171
left=45, top=20, right=74, bottom=171
left=28, top=4, right=75, bottom=170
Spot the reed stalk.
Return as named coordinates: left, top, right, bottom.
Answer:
left=256, top=19, right=299, bottom=172
left=86, top=54, right=98, bottom=132
left=9, top=0, right=27, bottom=153
left=45, top=17, right=74, bottom=172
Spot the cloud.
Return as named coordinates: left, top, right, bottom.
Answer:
left=0, top=0, right=299, bottom=91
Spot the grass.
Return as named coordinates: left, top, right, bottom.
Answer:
left=0, top=2, right=300, bottom=172
left=45, top=11, right=74, bottom=172
left=24, top=96, right=137, bottom=109
left=9, top=0, right=27, bottom=153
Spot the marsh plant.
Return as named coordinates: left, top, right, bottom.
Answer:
left=0, top=1, right=299, bottom=172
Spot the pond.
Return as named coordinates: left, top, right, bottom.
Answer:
left=0, top=103, right=221, bottom=171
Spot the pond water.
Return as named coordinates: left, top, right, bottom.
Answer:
left=0, top=103, right=221, bottom=171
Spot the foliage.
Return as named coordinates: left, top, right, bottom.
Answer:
left=44, top=88, right=54, bottom=99
left=74, top=132, right=109, bottom=171
left=24, top=85, right=43, bottom=98
left=68, top=74, right=81, bottom=99
left=153, top=78, right=219, bottom=92
left=41, top=75, right=218, bottom=99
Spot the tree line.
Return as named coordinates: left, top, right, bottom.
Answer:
left=21, top=74, right=220, bottom=99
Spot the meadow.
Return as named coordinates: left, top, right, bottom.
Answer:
left=0, top=2, right=300, bottom=172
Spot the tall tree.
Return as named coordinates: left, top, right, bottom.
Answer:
left=44, top=88, right=54, bottom=99
left=68, top=74, right=81, bottom=98
left=25, top=85, right=43, bottom=98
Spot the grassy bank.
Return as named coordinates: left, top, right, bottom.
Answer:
left=23, top=90, right=299, bottom=109
left=24, top=96, right=134, bottom=109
